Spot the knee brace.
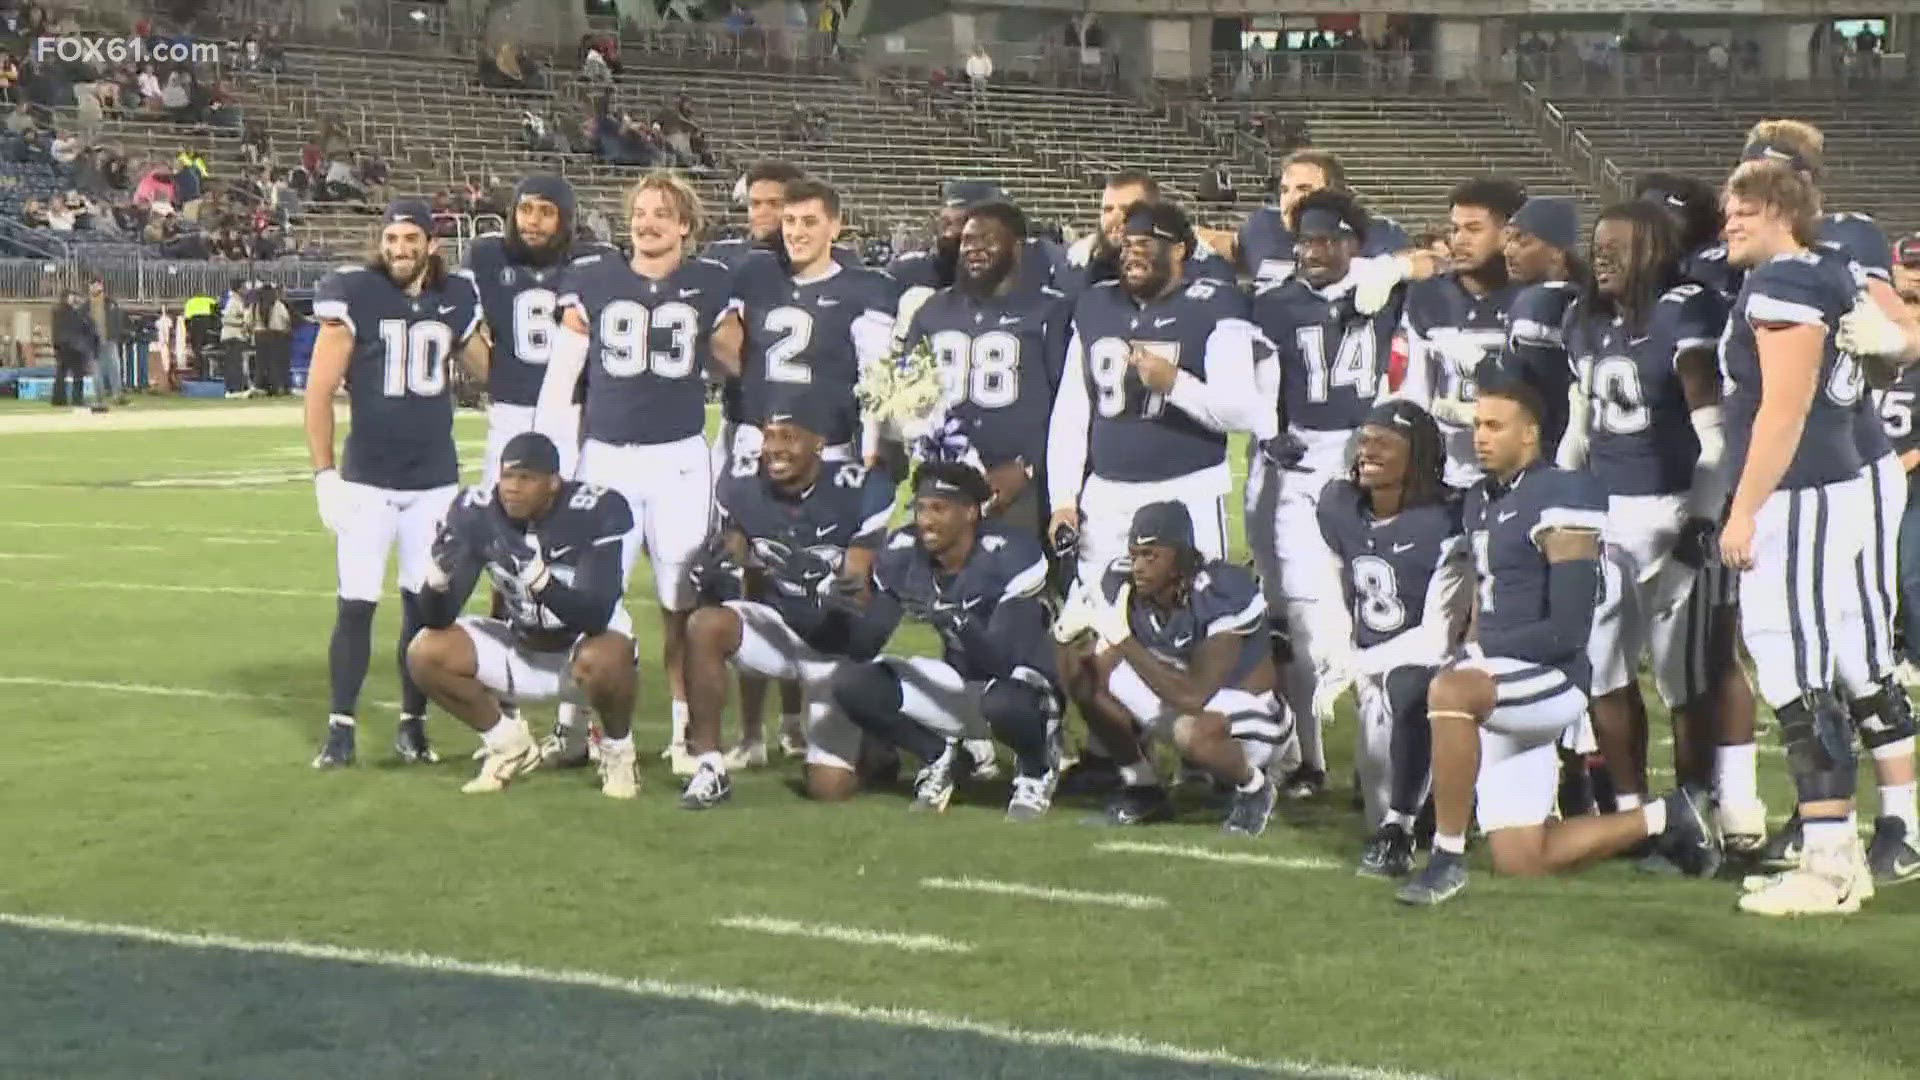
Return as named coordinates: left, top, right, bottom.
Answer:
left=1851, top=687, right=1918, bottom=752
left=1778, top=691, right=1857, bottom=802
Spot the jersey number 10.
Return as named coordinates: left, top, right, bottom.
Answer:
left=377, top=318, right=451, bottom=397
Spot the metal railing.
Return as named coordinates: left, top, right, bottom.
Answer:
left=1513, top=80, right=1630, bottom=204
left=1206, top=49, right=1510, bottom=96
left=0, top=256, right=335, bottom=302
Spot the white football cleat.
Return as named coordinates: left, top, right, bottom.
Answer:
left=1716, top=799, right=1769, bottom=857
left=461, top=718, right=541, bottom=794
left=598, top=739, right=640, bottom=800
left=778, top=716, right=807, bottom=758
left=1738, top=846, right=1868, bottom=915
left=539, top=722, right=591, bottom=769
left=724, top=739, right=768, bottom=770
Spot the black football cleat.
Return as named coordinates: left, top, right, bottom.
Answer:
left=1222, top=778, right=1278, bottom=837
left=1396, top=850, right=1469, bottom=907
left=1866, top=816, right=1920, bottom=886
left=1655, top=786, right=1722, bottom=878
left=1358, top=822, right=1416, bottom=879
left=1057, top=752, right=1123, bottom=797
left=311, top=721, right=355, bottom=769
left=394, top=715, right=440, bottom=764
left=1091, top=785, right=1174, bottom=827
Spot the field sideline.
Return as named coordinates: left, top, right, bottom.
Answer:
left=1, top=400, right=1916, bottom=1080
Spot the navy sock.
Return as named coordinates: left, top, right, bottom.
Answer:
left=328, top=598, right=377, bottom=717
left=981, top=681, right=1052, bottom=779
left=397, top=589, right=429, bottom=718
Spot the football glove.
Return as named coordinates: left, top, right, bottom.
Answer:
left=1089, top=582, right=1133, bottom=648
left=1051, top=579, right=1099, bottom=645
left=1556, top=378, right=1591, bottom=470
left=821, top=572, right=868, bottom=615
left=1838, top=292, right=1910, bottom=361
left=1258, top=432, right=1308, bottom=471
left=425, top=521, right=466, bottom=592
left=1310, top=655, right=1356, bottom=728
left=313, top=468, right=353, bottom=534
left=1671, top=517, right=1718, bottom=570
left=485, top=527, right=550, bottom=593
left=761, top=543, right=838, bottom=598
left=688, top=536, right=745, bottom=603
left=1352, top=254, right=1411, bottom=316
left=1427, top=392, right=1477, bottom=428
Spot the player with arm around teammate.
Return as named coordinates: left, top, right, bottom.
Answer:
left=1054, top=501, right=1302, bottom=836
left=305, top=199, right=483, bottom=770
left=1313, top=401, right=1471, bottom=877
left=677, top=398, right=897, bottom=808
left=830, top=457, right=1065, bottom=819
left=532, top=170, right=735, bottom=775
left=1396, top=380, right=1718, bottom=907
left=407, top=432, right=641, bottom=797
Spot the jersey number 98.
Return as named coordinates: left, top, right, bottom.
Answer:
left=377, top=318, right=451, bottom=398
left=929, top=329, right=1020, bottom=408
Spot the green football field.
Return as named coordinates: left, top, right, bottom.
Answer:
left=1, top=401, right=1916, bottom=1080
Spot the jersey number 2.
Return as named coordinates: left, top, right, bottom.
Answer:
left=377, top=319, right=451, bottom=397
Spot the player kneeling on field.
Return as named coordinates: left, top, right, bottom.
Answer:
left=1396, top=382, right=1719, bottom=907
left=679, top=399, right=897, bottom=808
left=407, top=432, right=642, bottom=798
left=1055, top=501, right=1301, bottom=836
left=829, top=458, right=1065, bottom=819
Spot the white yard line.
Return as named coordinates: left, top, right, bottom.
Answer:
left=713, top=915, right=971, bottom=955
left=0, top=674, right=399, bottom=712
left=919, top=876, right=1166, bottom=911
left=0, top=911, right=1438, bottom=1080
left=0, top=519, right=314, bottom=538
left=1095, top=840, right=1340, bottom=872
left=0, top=576, right=328, bottom=598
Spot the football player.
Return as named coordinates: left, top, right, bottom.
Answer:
left=1715, top=160, right=1892, bottom=913
left=1224, top=149, right=1412, bottom=291
left=1391, top=177, right=1526, bottom=485
left=830, top=459, right=1063, bottom=818
left=1048, top=200, right=1272, bottom=590
left=305, top=199, right=484, bottom=769
left=1557, top=202, right=1745, bottom=849
left=534, top=170, right=737, bottom=775
left=407, top=433, right=640, bottom=797
left=1634, top=172, right=1741, bottom=301
left=1054, top=501, right=1300, bottom=835
left=464, top=175, right=613, bottom=485
left=1056, top=170, right=1235, bottom=299
left=898, top=200, right=1072, bottom=532
left=1493, top=196, right=1583, bottom=455
left=1313, top=401, right=1470, bottom=876
left=679, top=398, right=896, bottom=807
left=1246, top=188, right=1403, bottom=798
left=1396, top=380, right=1718, bottom=907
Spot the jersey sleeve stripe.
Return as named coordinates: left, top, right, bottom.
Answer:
left=1746, top=294, right=1827, bottom=326
left=1510, top=319, right=1564, bottom=345
left=1000, top=557, right=1048, bottom=602
left=1529, top=507, right=1608, bottom=544
left=1206, top=592, right=1268, bottom=639
left=1674, top=336, right=1716, bottom=352
left=857, top=507, right=892, bottom=538
left=312, top=299, right=353, bottom=331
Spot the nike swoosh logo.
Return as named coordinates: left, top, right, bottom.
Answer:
left=547, top=545, right=575, bottom=559
left=1392, top=542, right=1415, bottom=553
left=1153, top=317, right=1177, bottom=328
left=438, top=305, right=457, bottom=314
left=961, top=596, right=983, bottom=610
left=1498, top=511, right=1519, bottom=523
left=997, top=315, right=1023, bottom=326
left=1171, top=634, right=1193, bottom=647
left=679, top=288, right=702, bottom=297
left=814, top=525, right=838, bottom=538
left=817, top=298, right=839, bottom=307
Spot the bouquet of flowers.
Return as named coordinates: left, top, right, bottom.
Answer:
left=855, top=336, right=949, bottom=444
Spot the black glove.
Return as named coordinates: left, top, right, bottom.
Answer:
left=821, top=573, right=867, bottom=615
left=758, top=539, right=837, bottom=598
left=426, top=521, right=467, bottom=591
left=1049, top=518, right=1080, bottom=562
left=1258, top=432, right=1308, bottom=472
left=1672, top=518, right=1718, bottom=569
left=689, top=535, right=745, bottom=603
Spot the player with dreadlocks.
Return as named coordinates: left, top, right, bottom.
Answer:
left=1557, top=200, right=1744, bottom=859
left=1310, top=400, right=1471, bottom=877
left=1634, top=171, right=1739, bottom=301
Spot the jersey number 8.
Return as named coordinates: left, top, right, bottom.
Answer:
left=377, top=318, right=451, bottom=398
left=600, top=299, right=698, bottom=379
left=1349, top=554, right=1406, bottom=634
left=929, top=329, right=1020, bottom=408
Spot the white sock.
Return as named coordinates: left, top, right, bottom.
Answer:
left=601, top=733, right=633, bottom=755
left=554, top=702, right=581, bottom=731
left=699, top=750, right=726, bottom=773
left=1715, top=742, right=1760, bottom=806
left=1119, top=760, right=1159, bottom=788
left=1237, top=769, right=1267, bottom=794
left=1615, top=791, right=1643, bottom=812
left=480, top=717, right=518, bottom=751
left=1879, top=781, right=1919, bottom=835
left=1641, top=799, right=1668, bottom=836
left=670, top=699, right=690, bottom=745
left=780, top=711, right=804, bottom=736
left=1802, top=814, right=1856, bottom=857
left=329, top=713, right=356, bottom=728
left=1434, top=832, right=1467, bottom=855
left=1383, top=810, right=1414, bottom=830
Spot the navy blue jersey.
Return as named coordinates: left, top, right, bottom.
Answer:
left=1877, top=361, right=1920, bottom=457
left=1099, top=558, right=1267, bottom=687
left=557, top=250, right=736, bottom=446
left=1497, top=282, right=1580, bottom=453
left=873, top=525, right=1054, bottom=683
left=700, top=238, right=862, bottom=422
left=716, top=459, right=894, bottom=640
left=734, top=257, right=900, bottom=446
left=464, top=235, right=617, bottom=407
left=439, top=480, right=632, bottom=638
left=1254, top=276, right=1399, bottom=433
left=1819, top=212, right=1894, bottom=284
left=902, top=281, right=1071, bottom=468
left=1566, top=285, right=1728, bottom=497
left=313, top=264, right=482, bottom=490
left=1463, top=463, right=1608, bottom=688
left=1681, top=243, right=1743, bottom=302
left=1722, top=251, right=1868, bottom=490
left=1069, top=278, right=1257, bottom=482
left=1237, top=206, right=1409, bottom=288
left=1317, top=480, right=1466, bottom=653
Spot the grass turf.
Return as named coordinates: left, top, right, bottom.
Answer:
left=1, top=403, right=1917, bottom=1080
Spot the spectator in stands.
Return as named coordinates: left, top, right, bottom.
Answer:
left=50, top=290, right=95, bottom=409
left=135, top=64, right=162, bottom=111
left=322, top=152, right=363, bottom=202
left=87, top=277, right=128, bottom=408
left=161, top=70, right=191, bottom=120
left=356, top=149, right=390, bottom=206
left=21, top=197, right=48, bottom=228
left=251, top=284, right=291, bottom=396
left=1198, top=160, right=1236, bottom=204
left=173, top=155, right=203, bottom=206
left=49, top=128, right=80, bottom=166
left=240, top=122, right=268, bottom=167
left=218, top=278, right=253, bottom=397
left=44, top=196, right=74, bottom=233
left=0, top=50, right=18, bottom=104
left=965, top=45, right=993, bottom=98
left=133, top=165, right=173, bottom=207
left=522, top=108, right=555, bottom=152
left=581, top=41, right=612, bottom=86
